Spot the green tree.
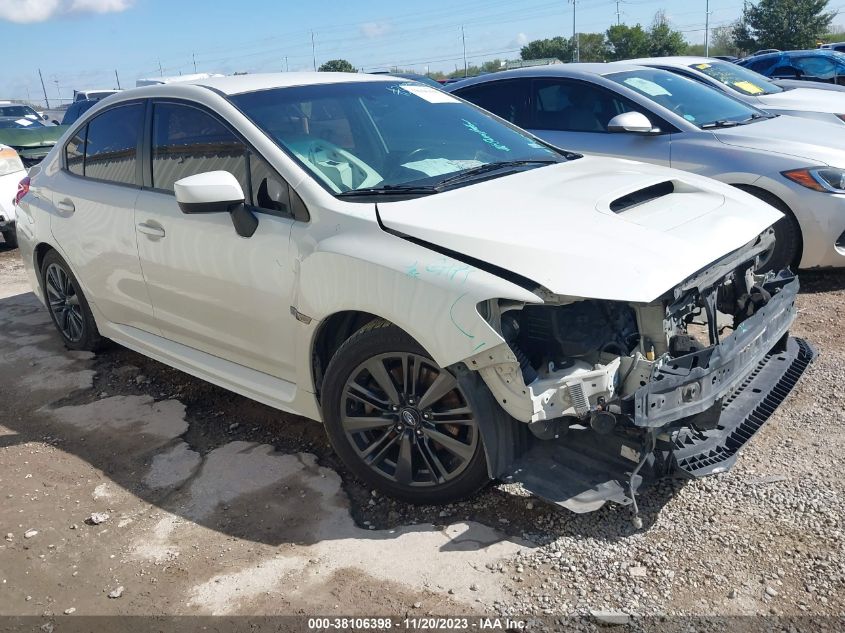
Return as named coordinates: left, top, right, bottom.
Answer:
left=520, top=36, right=572, bottom=62
left=318, top=59, right=356, bottom=72
left=648, top=11, right=688, bottom=56
left=577, top=32, right=610, bottom=61
left=733, top=0, right=836, bottom=51
left=605, top=24, right=651, bottom=60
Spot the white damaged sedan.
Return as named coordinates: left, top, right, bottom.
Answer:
left=15, top=73, right=813, bottom=515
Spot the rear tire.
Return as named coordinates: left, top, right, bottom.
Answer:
left=321, top=320, right=490, bottom=504
left=1, top=228, right=17, bottom=249
left=40, top=250, right=105, bottom=352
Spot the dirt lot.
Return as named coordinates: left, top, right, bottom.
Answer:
left=1, top=241, right=843, bottom=625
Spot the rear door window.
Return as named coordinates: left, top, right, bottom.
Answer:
left=83, top=103, right=144, bottom=185
left=452, top=79, right=531, bottom=126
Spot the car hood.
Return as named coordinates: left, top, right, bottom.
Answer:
left=0, top=125, right=68, bottom=149
left=376, top=156, right=782, bottom=303
left=712, top=115, right=845, bottom=165
left=756, top=87, right=845, bottom=113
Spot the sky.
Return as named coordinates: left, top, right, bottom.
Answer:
left=2, top=0, right=843, bottom=104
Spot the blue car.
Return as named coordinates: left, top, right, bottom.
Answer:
left=739, top=50, right=845, bottom=85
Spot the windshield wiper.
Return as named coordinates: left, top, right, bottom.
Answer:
left=434, top=159, right=558, bottom=189
left=700, top=119, right=743, bottom=129
left=336, top=184, right=438, bottom=198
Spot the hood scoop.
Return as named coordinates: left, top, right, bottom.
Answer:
left=609, top=181, right=674, bottom=213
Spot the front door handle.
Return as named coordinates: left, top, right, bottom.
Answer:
left=137, top=222, right=166, bottom=238
left=56, top=199, right=75, bottom=214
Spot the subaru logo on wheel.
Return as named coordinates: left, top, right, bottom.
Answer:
left=402, top=410, right=417, bottom=426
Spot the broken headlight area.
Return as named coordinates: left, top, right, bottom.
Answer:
left=476, top=242, right=815, bottom=515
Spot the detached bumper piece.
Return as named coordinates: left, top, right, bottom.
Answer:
left=671, top=336, right=815, bottom=478
left=501, top=336, right=814, bottom=514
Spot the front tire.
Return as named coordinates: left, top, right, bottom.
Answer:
left=1, top=228, right=17, bottom=249
left=321, top=321, right=490, bottom=504
left=40, top=250, right=105, bottom=352
left=735, top=186, right=801, bottom=273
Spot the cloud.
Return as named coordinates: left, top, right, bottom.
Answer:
left=0, top=0, right=133, bottom=24
left=509, top=32, right=529, bottom=48
left=360, top=21, right=391, bottom=39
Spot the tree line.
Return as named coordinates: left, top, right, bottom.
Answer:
left=317, top=0, right=839, bottom=74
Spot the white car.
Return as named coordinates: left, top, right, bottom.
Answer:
left=0, top=144, right=25, bottom=247
left=72, top=89, right=120, bottom=102
left=15, top=73, right=813, bottom=513
left=623, top=57, right=845, bottom=127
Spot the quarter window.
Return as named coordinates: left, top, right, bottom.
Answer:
left=151, top=103, right=248, bottom=193
left=250, top=157, right=290, bottom=214
left=65, top=130, right=85, bottom=176
left=83, top=104, right=143, bottom=184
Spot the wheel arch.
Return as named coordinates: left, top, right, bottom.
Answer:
left=730, top=183, right=803, bottom=268
left=32, top=242, right=57, bottom=299
left=310, top=309, right=383, bottom=402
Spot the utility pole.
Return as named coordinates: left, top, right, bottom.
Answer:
left=571, top=0, right=579, bottom=62
left=114, top=69, right=121, bottom=89
left=311, top=31, right=317, bottom=71
left=158, top=59, right=163, bottom=76
left=615, top=0, right=622, bottom=25
left=52, top=78, right=60, bottom=103
left=38, top=69, right=50, bottom=108
left=193, top=52, right=197, bottom=73
left=461, top=25, right=468, bottom=77
left=285, top=56, right=289, bottom=72
left=704, top=0, right=711, bottom=57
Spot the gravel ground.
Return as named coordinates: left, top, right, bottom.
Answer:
left=1, top=240, right=843, bottom=621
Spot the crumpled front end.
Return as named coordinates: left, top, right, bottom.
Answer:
left=472, top=231, right=815, bottom=514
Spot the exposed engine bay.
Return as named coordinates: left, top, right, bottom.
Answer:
left=471, top=231, right=814, bottom=515
left=478, top=231, right=790, bottom=434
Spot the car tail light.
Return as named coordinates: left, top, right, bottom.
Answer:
left=14, top=176, right=30, bottom=206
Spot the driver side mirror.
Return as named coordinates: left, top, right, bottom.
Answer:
left=174, top=171, right=258, bottom=238
left=607, top=111, right=660, bottom=134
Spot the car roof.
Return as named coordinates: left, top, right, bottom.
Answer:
left=622, top=56, right=720, bottom=68
left=446, top=63, right=646, bottom=89
left=141, top=72, right=401, bottom=96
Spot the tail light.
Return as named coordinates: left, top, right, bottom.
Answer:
left=14, top=176, right=30, bottom=207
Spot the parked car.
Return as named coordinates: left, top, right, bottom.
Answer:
left=0, top=117, right=68, bottom=167
left=0, top=144, right=25, bottom=248
left=0, top=101, right=52, bottom=123
left=772, top=78, right=845, bottom=93
left=73, top=89, right=120, bottom=102
left=711, top=55, right=739, bottom=63
left=370, top=72, right=443, bottom=88
left=61, top=99, right=99, bottom=126
left=621, top=57, right=845, bottom=126
left=449, top=64, right=845, bottom=271
left=16, top=73, right=812, bottom=514
left=819, top=42, right=845, bottom=53
left=739, top=50, right=845, bottom=85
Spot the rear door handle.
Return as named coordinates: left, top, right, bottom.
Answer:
left=56, top=199, right=75, bottom=214
left=137, top=222, right=166, bottom=238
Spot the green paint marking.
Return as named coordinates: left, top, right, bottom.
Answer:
left=449, top=292, right=475, bottom=340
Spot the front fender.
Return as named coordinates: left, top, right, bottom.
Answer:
left=292, top=226, right=541, bottom=384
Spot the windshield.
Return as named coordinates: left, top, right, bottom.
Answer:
left=607, top=68, right=763, bottom=128
left=0, top=105, right=38, bottom=118
left=689, top=61, right=782, bottom=95
left=230, top=81, right=564, bottom=195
